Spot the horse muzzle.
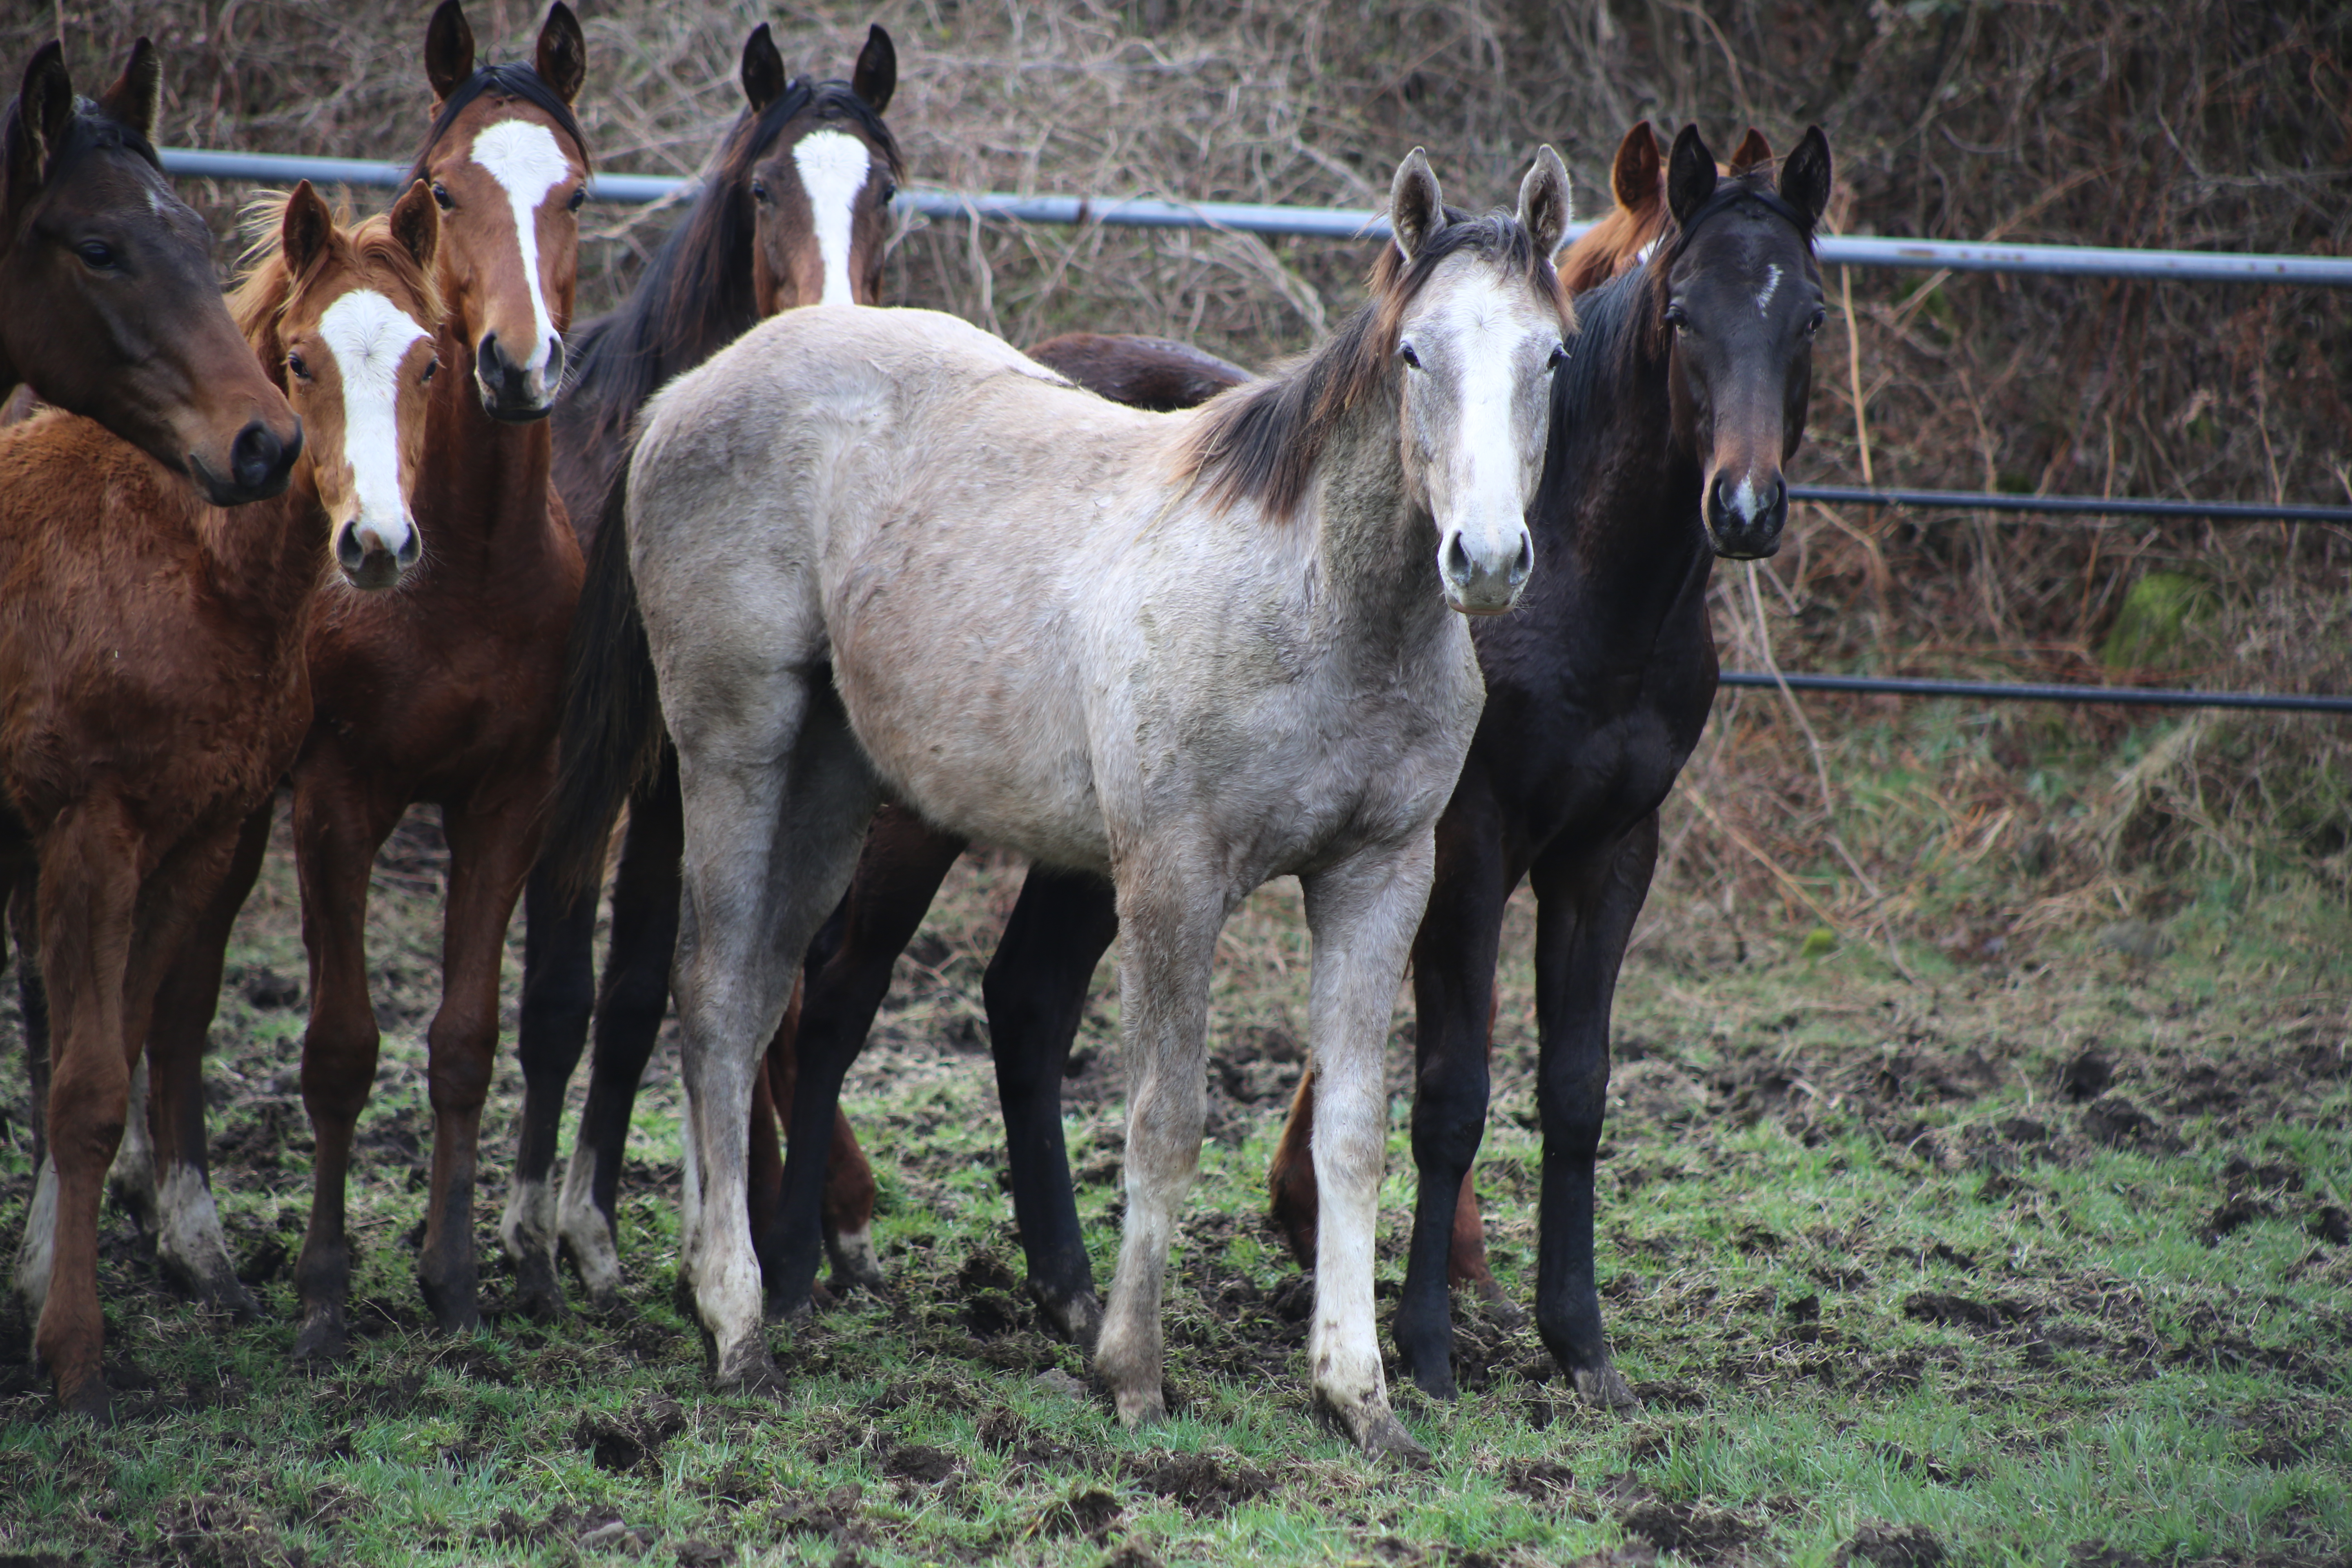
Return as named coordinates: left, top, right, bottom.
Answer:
left=1439, top=518, right=1535, bottom=616
left=474, top=331, right=563, bottom=423
left=334, top=514, right=422, bottom=591
left=187, top=416, right=304, bottom=507
left=1704, top=470, right=1786, bottom=560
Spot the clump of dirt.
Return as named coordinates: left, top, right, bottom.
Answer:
left=155, top=1494, right=296, bottom=1568
left=2077, top=1096, right=2177, bottom=1152
left=1617, top=1499, right=1760, bottom=1561
left=771, top=1483, right=865, bottom=1545
left=882, top=1443, right=959, bottom=1485
left=1130, top=1451, right=1274, bottom=1514
left=577, top=1396, right=687, bottom=1475
left=1503, top=1459, right=1577, bottom=1504
left=1836, top=1522, right=1949, bottom=1568
left=675, top=1540, right=736, bottom=1568
left=1033, top=1485, right=1124, bottom=1544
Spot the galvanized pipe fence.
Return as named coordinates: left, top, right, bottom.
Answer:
left=155, top=144, right=2352, bottom=715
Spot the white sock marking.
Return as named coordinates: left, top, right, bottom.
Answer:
left=318, top=288, right=428, bottom=558
left=792, top=129, right=873, bottom=307
left=470, top=119, right=570, bottom=371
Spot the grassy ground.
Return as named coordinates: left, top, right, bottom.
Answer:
left=0, top=757, right=2346, bottom=1568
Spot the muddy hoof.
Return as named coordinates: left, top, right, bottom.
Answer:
left=511, top=1253, right=569, bottom=1323
left=291, top=1312, right=349, bottom=1365
left=1572, top=1362, right=1638, bottom=1410
left=824, top=1233, right=888, bottom=1296
left=1316, top=1395, right=1432, bottom=1468
left=712, top=1337, right=788, bottom=1399
left=1030, top=1283, right=1102, bottom=1349
left=55, top=1372, right=111, bottom=1426
left=1407, top=1356, right=1458, bottom=1402
left=1472, top=1281, right=1528, bottom=1330
left=1109, top=1381, right=1167, bottom=1428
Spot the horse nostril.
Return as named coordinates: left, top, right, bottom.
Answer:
left=476, top=332, right=505, bottom=385
left=230, top=421, right=284, bottom=492
left=395, top=528, right=421, bottom=568
left=334, top=524, right=366, bottom=573
left=1443, top=532, right=1472, bottom=584
left=1512, top=531, right=1534, bottom=584
left=543, top=336, right=566, bottom=386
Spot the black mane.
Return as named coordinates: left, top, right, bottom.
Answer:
left=407, top=62, right=591, bottom=183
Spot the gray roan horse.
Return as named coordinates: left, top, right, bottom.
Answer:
left=554, top=148, right=1572, bottom=1461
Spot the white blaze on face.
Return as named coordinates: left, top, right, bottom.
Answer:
left=1419, top=265, right=1544, bottom=610
left=1755, top=261, right=1783, bottom=317
left=318, top=288, right=429, bottom=554
left=471, top=118, right=571, bottom=370
left=792, top=129, right=873, bottom=307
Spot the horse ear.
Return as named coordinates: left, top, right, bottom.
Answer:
left=390, top=179, right=440, bottom=273
left=1777, top=125, right=1832, bottom=229
left=7, top=43, right=71, bottom=209
left=97, top=37, right=162, bottom=143
left=1518, top=145, right=1572, bottom=259
left=851, top=25, right=895, bottom=115
left=281, top=180, right=334, bottom=277
left=536, top=3, right=587, bottom=107
left=1727, top=128, right=1773, bottom=175
left=739, top=24, right=787, bottom=114
left=1610, top=122, right=1659, bottom=213
left=424, top=0, right=475, bottom=102
left=1389, top=148, right=1442, bottom=264
left=1666, top=124, right=1718, bottom=229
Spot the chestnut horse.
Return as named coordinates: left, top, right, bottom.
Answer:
left=739, top=129, right=1696, bottom=1344
left=121, top=0, right=592, bottom=1362
left=505, top=22, right=904, bottom=1319
left=3, top=180, right=440, bottom=1417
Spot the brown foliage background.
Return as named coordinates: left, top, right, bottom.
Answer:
left=12, top=0, right=2352, bottom=945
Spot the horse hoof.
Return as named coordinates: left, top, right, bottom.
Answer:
left=1316, top=1394, right=1432, bottom=1468
left=205, top=1277, right=262, bottom=1324
left=1472, top=1280, right=1528, bottom=1330
left=1110, top=1384, right=1167, bottom=1428
left=712, top=1338, right=788, bottom=1399
left=1031, top=1284, right=1102, bottom=1350
left=824, top=1229, right=888, bottom=1295
left=291, top=1312, right=349, bottom=1365
left=55, top=1374, right=112, bottom=1426
left=1571, top=1362, right=1638, bottom=1411
left=1408, top=1358, right=1459, bottom=1402
left=512, top=1254, right=569, bottom=1323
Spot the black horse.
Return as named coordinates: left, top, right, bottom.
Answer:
left=753, top=124, right=1833, bottom=1399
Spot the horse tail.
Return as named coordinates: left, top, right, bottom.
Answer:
left=543, top=440, right=665, bottom=904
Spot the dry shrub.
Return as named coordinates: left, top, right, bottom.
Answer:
left=7, top=0, right=2346, bottom=934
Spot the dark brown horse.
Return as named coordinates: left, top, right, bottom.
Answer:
left=506, top=22, right=904, bottom=1317
left=0, top=38, right=301, bottom=505
left=3, top=180, right=441, bottom=1417
left=753, top=128, right=1831, bottom=1393
left=119, top=0, right=593, bottom=1363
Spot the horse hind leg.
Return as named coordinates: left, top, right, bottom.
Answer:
left=556, top=757, right=683, bottom=1308
left=672, top=685, right=878, bottom=1394
left=503, top=859, right=599, bottom=1320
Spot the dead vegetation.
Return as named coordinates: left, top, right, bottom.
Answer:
left=5, top=0, right=2348, bottom=932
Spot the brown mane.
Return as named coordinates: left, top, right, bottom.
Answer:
left=1180, top=208, right=1570, bottom=522
left=228, top=193, right=441, bottom=377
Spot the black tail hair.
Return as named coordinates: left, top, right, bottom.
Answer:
left=542, top=442, right=665, bottom=904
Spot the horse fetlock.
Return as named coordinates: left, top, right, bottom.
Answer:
left=13, top=1158, right=59, bottom=1318
left=556, top=1200, right=625, bottom=1307
left=154, top=1166, right=255, bottom=1320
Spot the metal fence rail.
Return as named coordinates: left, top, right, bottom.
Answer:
left=156, top=146, right=2352, bottom=288
left=1719, top=672, right=2352, bottom=713
left=1791, top=486, right=2352, bottom=526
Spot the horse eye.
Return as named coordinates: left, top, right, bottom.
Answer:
left=76, top=240, right=118, bottom=270
left=878, top=179, right=899, bottom=207
left=421, top=358, right=439, bottom=384
left=1806, top=308, right=1827, bottom=334
left=567, top=186, right=587, bottom=212
left=1663, top=303, right=1689, bottom=330
left=287, top=351, right=310, bottom=381
left=751, top=178, right=770, bottom=204
left=431, top=182, right=454, bottom=210
left=1547, top=343, right=1567, bottom=369
left=1398, top=342, right=1422, bottom=370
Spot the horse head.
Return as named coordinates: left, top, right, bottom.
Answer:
left=410, top=0, right=590, bottom=421
left=0, top=39, right=301, bottom=503
left=238, top=180, right=442, bottom=590
left=1385, top=147, right=1574, bottom=615
left=1655, top=123, right=1832, bottom=559
left=739, top=23, right=902, bottom=312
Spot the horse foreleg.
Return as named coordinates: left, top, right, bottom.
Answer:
left=1299, top=836, right=1438, bottom=1465
left=1529, top=815, right=1654, bottom=1412
left=760, top=806, right=964, bottom=1315
left=673, top=692, right=877, bottom=1394
left=290, top=775, right=400, bottom=1364
left=984, top=865, right=1117, bottom=1344
left=504, top=859, right=598, bottom=1320
left=30, top=798, right=142, bottom=1419
left=142, top=800, right=273, bottom=1318
left=1094, top=854, right=1222, bottom=1430
left=1392, top=798, right=1514, bottom=1400
left=556, top=756, right=682, bottom=1306
left=417, top=790, right=540, bottom=1334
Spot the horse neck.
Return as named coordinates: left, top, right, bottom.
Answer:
left=1543, top=326, right=1714, bottom=657
left=419, top=321, right=562, bottom=573
left=1300, top=384, right=1455, bottom=649
left=194, top=474, right=321, bottom=624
